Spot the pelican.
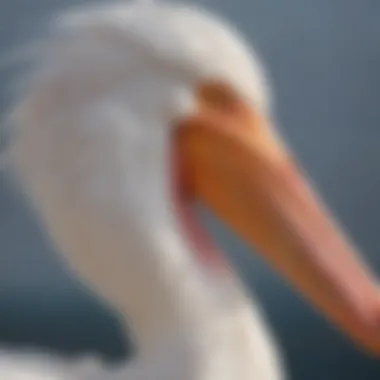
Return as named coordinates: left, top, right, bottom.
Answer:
left=3, top=1, right=380, bottom=379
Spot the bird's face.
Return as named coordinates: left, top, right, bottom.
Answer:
left=112, top=3, right=380, bottom=355
left=97, top=4, right=380, bottom=354
left=9, top=1, right=380, bottom=356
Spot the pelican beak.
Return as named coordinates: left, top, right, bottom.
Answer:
left=176, top=81, right=380, bottom=355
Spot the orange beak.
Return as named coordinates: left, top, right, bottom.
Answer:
left=176, top=81, right=380, bottom=355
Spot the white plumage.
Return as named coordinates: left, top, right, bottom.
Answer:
left=3, top=1, right=380, bottom=380
left=3, top=2, right=285, bottom=379
left=0, top=349, right=102, bottom=380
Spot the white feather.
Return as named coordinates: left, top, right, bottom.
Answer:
left=0, top=349, right=102, bottom=380
left=3, top=1, right=285, bottom=379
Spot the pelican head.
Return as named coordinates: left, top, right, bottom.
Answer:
left=6, top=1, right=380, bottom=377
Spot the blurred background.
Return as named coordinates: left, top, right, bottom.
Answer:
left=1, top=0, right=380, bottom=379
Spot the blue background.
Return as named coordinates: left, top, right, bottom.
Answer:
left=1, top=1, right=380, bottom=378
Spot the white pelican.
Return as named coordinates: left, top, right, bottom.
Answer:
left=3, top=1, right=380, bottom=379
